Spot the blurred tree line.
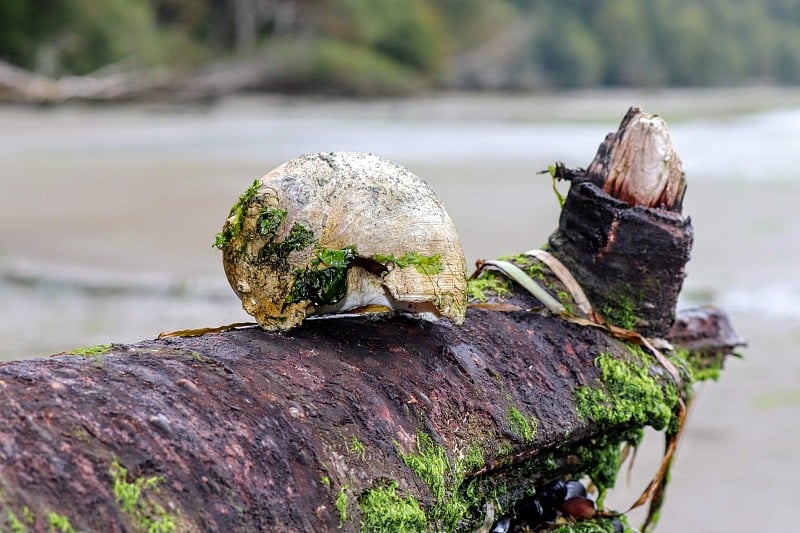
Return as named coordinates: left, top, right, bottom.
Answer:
left=2, top=0, right=800, bottom=94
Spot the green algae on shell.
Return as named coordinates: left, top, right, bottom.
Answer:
left=217, top=152, right=468, bottom=330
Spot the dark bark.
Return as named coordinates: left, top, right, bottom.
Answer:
left=0, top=306, right=735, bottom=532
left=547, top=181, right=693, bottom=338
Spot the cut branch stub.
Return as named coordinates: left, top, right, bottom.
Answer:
left=548, top=107, right=693, bottom=338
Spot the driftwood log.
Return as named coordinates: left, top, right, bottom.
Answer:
left=0, top=109, right=741, bottom=532
left=0, top=51, right=325, bottom=104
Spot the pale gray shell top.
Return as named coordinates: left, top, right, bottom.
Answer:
left=221, top=152, right=467, bottom=331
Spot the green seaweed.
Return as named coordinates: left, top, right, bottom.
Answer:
left=358, top=481, right=426, bottom=533
left=287, top=246, right=357, bottom=306
left=372, top=252, right=443, bottom=275
left=256, top=206, right=288, bottom=237
left=213, top=179, right=262, bottom=250
left=259, top=222, right=315, bottom=264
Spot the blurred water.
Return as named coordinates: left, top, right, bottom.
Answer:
left=1, top=89, right=799, bottom=531
left=5, top=94, right=800, bottom=178
left=2, top=91, right=799, bottom=359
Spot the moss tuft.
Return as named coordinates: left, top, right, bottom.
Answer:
left=47, top=512, right=81, bottom=533
left=599, top=294, right=638, bottom=330
left=336, top=486, right=349, bottom=526
left=348, top=436, right=367, bottom=461
left=506, top=406, right=538, bottom=444
left=497, top=254, right=547, bottom=283
left=398, top=432, right=448, bottom=501
left=66, top=344, right=110, bottom=368
left=358, top=481, right=426, bottom=533
left=551, top=514, right=634, bottom=532
left=397, top=432, right=485, bottom=532
left=467, top=271, right=512, bottom=302
left=110, top=458, right=176, bottom=533
left=574, top=428, right=642, bottom=507
left=676, top=347, right=725, bottom=382
left=66, top=344, right=111, bottom=356
left=575, top=349, right=679, bottom=431
left=6, top=510, right=27, bottom=533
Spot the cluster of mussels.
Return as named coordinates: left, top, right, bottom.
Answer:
left=490, top=480, right=623, bottom=532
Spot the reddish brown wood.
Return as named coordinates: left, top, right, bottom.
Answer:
left=0, top=309, right=620, bottom=531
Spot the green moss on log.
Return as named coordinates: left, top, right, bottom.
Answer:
left=575, top=346, right=679, bottom=431
left=110, top=459, right=176, bottom=533
left=394, top=432, right=485, bottom=532
left=467, top=270, right=512, bottom=302
left=358, top=482, right=426, bottom=533
left=506, top=406, right=538, bottom=444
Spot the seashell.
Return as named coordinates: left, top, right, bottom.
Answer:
left=215, top=152, right=467, bottom=331
left=587, top=107, right=686, bottom=211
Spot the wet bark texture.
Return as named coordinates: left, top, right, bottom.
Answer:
left=0, top=108, right=735, bottom=532
left=0, top=309, right=657, bottom=532
left=0, top=306, right=734, bottom=532
left=548, top=181, right=693, bottom=338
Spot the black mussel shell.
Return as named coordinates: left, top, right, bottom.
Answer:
left=537, top=479, right=567, bottom=510
left=490, top=516, right=512, bottom=533
left=564, top=480, right=587, bottom=500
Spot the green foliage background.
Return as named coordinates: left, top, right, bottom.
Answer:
left=3, top=0, right=800, bottom=92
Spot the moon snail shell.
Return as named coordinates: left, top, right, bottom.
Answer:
left=215, top=152, right=468, bottom=331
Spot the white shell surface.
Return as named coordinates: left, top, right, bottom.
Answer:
left=600, top=111, right=686, bottom=209
left=219, top=152, right=467, bottom=331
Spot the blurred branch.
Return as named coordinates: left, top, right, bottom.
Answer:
left=0, top=59, right=176, bottom=103
left=0, top=57, right=285, bottom=104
